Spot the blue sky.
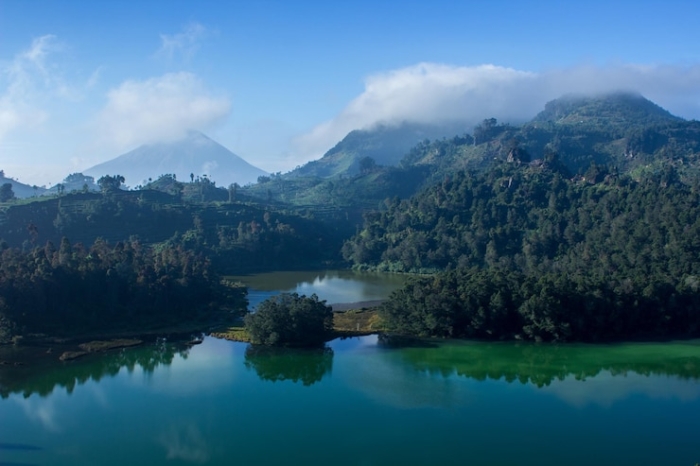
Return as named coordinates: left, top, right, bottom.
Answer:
left=2, top=0, right=700, bottom=186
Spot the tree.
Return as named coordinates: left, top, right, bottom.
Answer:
left=0, top=183, right=15, bottom=202
left=244, top=293, right=333, bottom=346
left=97, top=175, right=125, bottom=192
left=473, top=118, right=499, bottom=145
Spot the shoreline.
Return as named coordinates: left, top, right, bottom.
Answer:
left=0, top=303, right=383, bottom=364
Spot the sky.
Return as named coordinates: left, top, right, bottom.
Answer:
left=2, top=0, right=700, bottom=187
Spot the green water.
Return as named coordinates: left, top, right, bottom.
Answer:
left=230, top=269, right=409, bottom=309
left=1, top=336, right=700, bottom=465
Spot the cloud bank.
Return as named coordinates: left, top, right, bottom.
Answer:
left=95, top=72, right=230, bottom=150
left=292, top=62, right=700, bottom=164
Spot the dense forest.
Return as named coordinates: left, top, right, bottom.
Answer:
left=343, top=160, right=700, bottom=276
left=0, top=183, right=345, bottom=274
left=342, top=160, right=700, bottom=340
left=0, top=238, right=247, bottom=342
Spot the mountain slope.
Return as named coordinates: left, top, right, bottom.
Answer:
left=0, top=170, right=45, bottom=198
left=288, top=121, right=470, bottom=178
left=246, top=93, right=700, bottom=211
left=399, top=92, right=700, bottom=181
left=84, top=131, right=268, bottom=188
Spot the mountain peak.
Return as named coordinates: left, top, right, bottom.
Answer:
left=84, top=132, right=267, bottom=187
left=531, top=92, right=682, bottom=129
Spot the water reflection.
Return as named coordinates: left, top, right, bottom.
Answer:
left=158, top=423, right=212, bottom=464
left=0, top=342, right=188, bottom=399
left=372, top=336, right=700, bottom=408
left=244, top=345, right=333, bottom=386
left=540, top=371, right=700, bottom=407
left=380, top=335, right=700, bottom=386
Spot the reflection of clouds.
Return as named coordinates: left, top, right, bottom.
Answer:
left=296, top=275, right=393, bottom=303
left=539, top=371, right=700, bottom=408
left=85, top=383, right=110, bottom=410
left=159, top=423, right=210, bottom=464
left=128, top=338, right=239, bottom=397
left=13, top=393, right=62, bottom=432
left=241, top=270, right=406, bottom=309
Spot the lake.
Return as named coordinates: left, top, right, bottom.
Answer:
left=1, top=335, right=700, bottom=466
left=229, top=269, right=409, bottom=310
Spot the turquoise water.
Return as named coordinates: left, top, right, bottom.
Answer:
left=1, top=336, right=700, bottom=465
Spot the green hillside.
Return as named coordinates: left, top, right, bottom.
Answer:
left=345, top=161, right=700, bottom=341
left=244, top=93, right=700, bottom=212
left=288, top=121, right=468, bottom=179
left=0, top=188, right=344, bottom=274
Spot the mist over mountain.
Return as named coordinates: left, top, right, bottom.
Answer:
left=398, top=92, right=696, bottom=174
left=287, top=121, right=470, bottom=178
left=242, top=92, right=700, bottom=210
left=0, top=170, right=45, bottom=198
left=84, top=131, right=267, bottom=188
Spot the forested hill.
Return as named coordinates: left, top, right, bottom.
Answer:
left=345, top=160, right=700, bottom=341
left=531, top=92, right=682, bottom=128
left=288, top=121, right=468, bottom=179
left=343, top=159, right=700, bottom=276
left=0, top=188, right=345, bottom=274
left=244, top=93, right=700, bottom=209
left=400, top=92, right=700, bottom=186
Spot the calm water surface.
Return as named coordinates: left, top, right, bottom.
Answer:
left=1, top=336, right=699, bottom=466
left=230, top=269, right=408, bottom=309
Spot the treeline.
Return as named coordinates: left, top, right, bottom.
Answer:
left=0, top=237, right=247, bottom=341
left=1, top=189, right=345, bottom=273
left=344, top=161, right=700, bottom=341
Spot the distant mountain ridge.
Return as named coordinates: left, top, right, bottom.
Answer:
left=243, top=92, right=700, bottom=207
left=84, top=131, right=267, bottom=188
left=287, top=121, right=471, bottom=179
left=0, top=170, right=44, bottom=198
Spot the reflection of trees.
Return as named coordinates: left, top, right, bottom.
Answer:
left=0, top=343, right=189, bottom=399
left=244, top=345, right=333, bottom=386
left=379, top=335, right=700, bottom=387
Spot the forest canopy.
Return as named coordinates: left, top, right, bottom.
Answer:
left=344, top=161, right=700, bottom=341
left=244, top=293, right=333, bottom=347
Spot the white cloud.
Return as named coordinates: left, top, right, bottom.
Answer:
left=95, top=72, right=231, bottom=149
left=292, top=62, right=700, bottom=165
left=0, top=35, right=58, bottom=140
left=157, top=23, right=208, bottom=62
left=0, top=35, right=98, bottom=144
